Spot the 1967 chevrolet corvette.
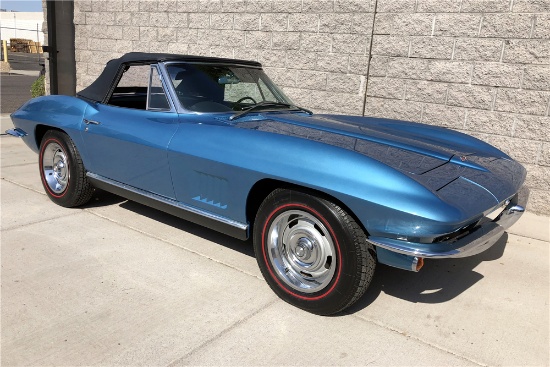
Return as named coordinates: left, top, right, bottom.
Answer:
left=9, top=52, right=528, bottom=315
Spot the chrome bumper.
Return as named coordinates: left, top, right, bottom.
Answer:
left=368, top=187, right=529, bottom=259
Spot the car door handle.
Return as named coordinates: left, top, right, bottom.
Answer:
left=83, top=119, right=101, bottom=125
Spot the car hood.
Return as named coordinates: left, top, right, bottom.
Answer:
left=234, top=113, right=526, bottom=207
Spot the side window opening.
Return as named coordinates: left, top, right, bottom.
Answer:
left=147, top=66, right=170, bottom=111
left=107, top=64, right=170, bottom=111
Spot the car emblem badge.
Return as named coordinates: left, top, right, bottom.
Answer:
left=460, top=156, right=467, bottom=162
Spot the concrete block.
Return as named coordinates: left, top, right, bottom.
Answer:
left=169, top=13, right=189, bottom=28
left=364, top=97, right=423, bottom=122
left=188, top=13, right=210, bottom=29
left=316, top=54, right=350, bottom=73
left=410, top=37, right=454, bottom=59
left=157, top=28, right=179, bottom=43
left=351, top=13, right=375, bottom=34
left=221, top=0, right=247, bottom=13
left=526, top=189, right=550, bottom=215
left=85, top=12, right=115, bottom=26
left=288, top=14, right=319, bottom=32
left=260, top=13, right=288, bottom=32
left=309, top=90, right=364, bottom=114
left=246, top=0, right=272, bottom=12
left=282, top=87, right=312, bottom=106
left=272, top=32, right=300, bottom=50
left=540, top=142, right=550, bottom=166
left=245, top=31, right=271, bottom=49
left=122, top=0, right=139, bottom=11
left=196, top=29, right=213, bottom=45
left=131, top=12, right=150, bottom=27
left=271, top=0, right=302, bottom=13
left=512, top=0, right=550, bottom=12
left=210, top=13, right=233, bottom=30
left=423, top=104, right=466, bottom=129
left=176, top=0, right=199, bottom=12
left=149, top=41, right=171, bottom=53
left=187, top=43, right=210, bottom=56
left=300, top=33, right=332, bottom=52
left=177, top=28, right=199, bottom=43
left=233, top=48, right=258, bottom=62
left=139, top=0, right=158, bottom=11
left=482, top=134, right=543, bottom=164
left=157, top=0, right=178, bottom=12
left=302, top=0, right=334, bottom=12
left=523, top=65, right=550, bottom=91
left=372, top=35, right=409, bottom=57
left=464, top=109, right=515, bottom=136
left=286, top=51, right=317, bottom=69
left=334, top=0, right=372, bottom=13
left=264, top=67, right=295, bottom=87
left=210, top=46, right=234, bottom=59
left=215, top=30, right=246, bottom=47
left=416, top=0, right=461, bottom=13
left=198, top=0, right=221, bottom=13
left=377, top=0, right=417, bottom=13
left=434, top=14, right=481, bottom=37
left=405, top=80, right=448, bottom=104
left=514, top=116, right=550, bottom=142
left=150, top=12, right=169, bottom=27
left=327, top=73, right=365, bottom=94
left=367, top=77, right=405, bottom=99
left=332, top=33, right=369, bottom=54
left=234, top=14, right=260, bottom=31
left=319, top=14, right=353, bottom=34
left=387, top=57, right=430, bottom=79
left=258, top=50, right=287, bottom=67
left=374, top=14, right=395, bottom=35
left=461, top=0, right=510, bottom=12
left=447, top=84, right=495, bottom=109
left=114, top=13, right=132, bottom=26
left=294, top=70, right=328, bottom=90
left=167, top=42, right=188, bottom=54
left=533, top=14, right=550, bottom=39
left=73, top=11, right=86, bottom=25
left=480, top=14, right=534, bottom=38
left=472, top=62, right=523, bottom=88
left=503, top=39, right=550, bottom=64
left=388, top=59, right=471, bottom=83
left=349, top=55, right=372, bottom=75
left=453, top=38, right=503, bottom=61
left=495, top=89, right=550, bottom=116
left=393, top=14, right=435, bottom=36
left=139, top=27, right=158, bottom=42
left=92, top=0, right=121, bottom=12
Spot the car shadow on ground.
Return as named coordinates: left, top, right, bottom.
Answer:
left=345, top=234, right=509, bottom=314
left=85, top=190, right=509, bottom=314
left=85, top=189, right=255, bottom=258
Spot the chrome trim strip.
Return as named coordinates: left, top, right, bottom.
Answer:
left=86, top=172, right=248, bottom=231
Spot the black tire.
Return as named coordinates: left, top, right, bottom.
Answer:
left=39, top=130, right=94, bottom=207
left=253, top=188, right=376, bottom=315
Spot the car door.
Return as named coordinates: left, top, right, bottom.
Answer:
left=81, top=64, right=179, bottom=199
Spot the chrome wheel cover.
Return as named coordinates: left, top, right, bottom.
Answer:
left=42, top=142, right=69, bottom=194
left=266, top=210, right=336, bottom=293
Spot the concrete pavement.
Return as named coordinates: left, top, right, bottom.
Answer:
left=1, top=114, right=549, bottom=366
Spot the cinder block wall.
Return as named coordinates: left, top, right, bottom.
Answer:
left=73, top=0, right=549, bottom=215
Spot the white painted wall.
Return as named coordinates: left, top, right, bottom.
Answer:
left=0, top=12, right=44, bottom=44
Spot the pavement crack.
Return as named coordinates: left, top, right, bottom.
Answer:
left=1, top=177, right=45, bottom=196
left=351, top=314, right=488, bottom=367
left=2, top=211, right=86, bottom=231
left=165, top=298, right=279, bottom=367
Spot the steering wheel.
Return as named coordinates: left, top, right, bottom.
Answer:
left=235, top=96, right=257, bottom=104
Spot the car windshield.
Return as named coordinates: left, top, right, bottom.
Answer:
left=166, top=63, right=294, bottom=113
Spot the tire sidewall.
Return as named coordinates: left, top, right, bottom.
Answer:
left=39, top=131, right=78, bottom=207
left=253, top=190, right=363, bottom=314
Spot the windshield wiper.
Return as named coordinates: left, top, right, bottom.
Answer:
left=229, top=101, right=313, bottom=121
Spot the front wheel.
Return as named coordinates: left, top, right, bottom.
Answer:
left=253, top=189, right=376, bottom=315
left=39, top=130, right=94, bottom=207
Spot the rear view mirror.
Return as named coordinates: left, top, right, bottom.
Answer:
left=218, top=74, right=240, bottom=84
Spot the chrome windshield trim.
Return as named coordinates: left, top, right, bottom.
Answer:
left=86, top=172, right=248, bottom=231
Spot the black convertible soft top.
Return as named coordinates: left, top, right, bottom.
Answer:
left=77, top=52, right=263, bottom=103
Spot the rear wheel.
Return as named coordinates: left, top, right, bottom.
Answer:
left=253, top=189, right=376, bottom=315
left=39, top=130, right=94, bottom=207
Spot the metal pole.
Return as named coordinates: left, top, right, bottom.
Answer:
left=46, top=0, right=58, bottom=95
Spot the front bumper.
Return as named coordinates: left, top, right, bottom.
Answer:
left=368, top=186, right=529, bottom=259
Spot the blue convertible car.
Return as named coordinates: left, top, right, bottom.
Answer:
left=9, top=53, right=528, bottom=315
